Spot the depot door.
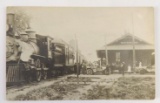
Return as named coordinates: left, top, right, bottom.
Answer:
left=115, top=52, right=120, bottom=62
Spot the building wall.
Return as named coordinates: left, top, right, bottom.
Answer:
left=107, top=50, right=154, bottom=69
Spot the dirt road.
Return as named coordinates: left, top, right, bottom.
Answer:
left=6, top=74, right=155, bottom=100
left=6, top=75, right=70, bottom=100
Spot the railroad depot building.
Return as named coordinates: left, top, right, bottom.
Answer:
left=97, top=34, right=154, bottom=71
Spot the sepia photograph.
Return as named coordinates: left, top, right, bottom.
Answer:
left=6, top=7, right=155, bottom=100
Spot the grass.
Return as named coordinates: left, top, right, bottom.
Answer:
left=13, top=76, right=155, bottom=100
left=81, top=76, right=155, bottom=100
left=67, top=76, right=92, bottom=82
left=14, top=81, right=85, bottom=100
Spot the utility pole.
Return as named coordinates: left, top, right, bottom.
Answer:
left=105, top=35, right=108, bottom=66
left=75, top=34, right=79, bottom=84
left=132, top=13, right=136, bottom=72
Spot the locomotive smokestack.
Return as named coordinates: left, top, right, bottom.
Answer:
left=7, top=13, right=15, bottom=37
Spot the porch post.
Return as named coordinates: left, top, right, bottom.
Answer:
left=105, top=45, right=108, bottom=65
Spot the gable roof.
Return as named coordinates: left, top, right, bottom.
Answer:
left=107, top=33, right=152, bottom=46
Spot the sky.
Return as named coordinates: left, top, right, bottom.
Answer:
left=7, top=7, right=154, bottom=62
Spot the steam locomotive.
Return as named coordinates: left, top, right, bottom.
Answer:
left=6, top=13, right=84, bottom=84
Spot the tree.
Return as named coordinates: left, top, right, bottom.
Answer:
left=7, top=8, right=31, bottom=36
left=14, top=11, right=31, bottom=33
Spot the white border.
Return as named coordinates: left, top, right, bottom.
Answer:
left=0, top=0, right=160, bottom=103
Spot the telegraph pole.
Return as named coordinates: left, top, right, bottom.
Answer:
left=105, top=35, right=108, bottom=66
left=75, top=34, right=79, bottom=84
left=132, top=13, right=136, bottom=72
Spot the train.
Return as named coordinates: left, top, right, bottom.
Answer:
left=6, top=13, right=85, bottom=84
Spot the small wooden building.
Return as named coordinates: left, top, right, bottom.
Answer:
left=97, top=34, right=154, bottom=71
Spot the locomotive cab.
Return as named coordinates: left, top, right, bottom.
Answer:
left=31, top=35, right=53, bottom=81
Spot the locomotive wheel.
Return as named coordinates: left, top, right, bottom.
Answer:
left=52, top=70, right=57, bottom=77
left=36, top=70, right=42, bottom=82
left=71, top=67, right=74, bottom=73
left=65, top=69, right=68, bottom=74
left=43, top=71, right=47, bottom=80
left=59, top=69, right=63, bottom=76
left=25, top=71, right=33, bottom=83
left=27, top=76, right=33, bottom=83
left=104, top=69, right=108, bottom=75
left=86, top=69, right=93, bottom=75
left=104, top=69, right=110, bottom=75
left=41, top=63, right=47, bottom=79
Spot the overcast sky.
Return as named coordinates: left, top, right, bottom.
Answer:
left=8, top=7, right=154, bottom=61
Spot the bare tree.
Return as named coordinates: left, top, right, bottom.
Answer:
left=14, top=11, right=31, bottom=33
left=7, top=8, right=31, bottom=36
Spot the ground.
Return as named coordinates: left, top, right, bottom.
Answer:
left=6, top=74, right=155, bottom=100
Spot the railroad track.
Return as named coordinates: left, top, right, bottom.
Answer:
left=6, top=74, right=71, bottom=90
left=7, top=81, right=38, bottom=89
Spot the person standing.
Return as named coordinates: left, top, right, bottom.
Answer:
left=79, top=63, right=83, bottom=75
left=81, top=62, right=86, bottom=74
left=121, top=62, right=125, bottom=76
left=127, top=65, right=132, bottom=74
left=139, top=61, right=142, bottom=68
left=74, top=63, right=77, bottom=74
